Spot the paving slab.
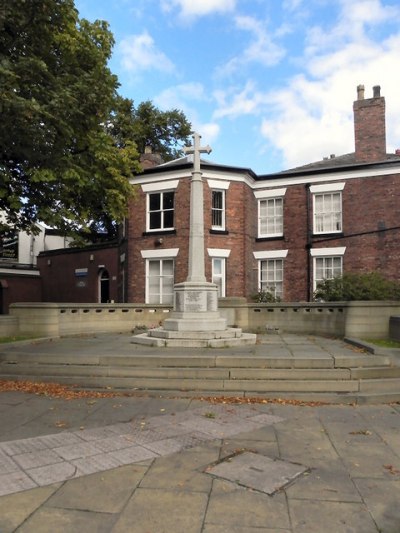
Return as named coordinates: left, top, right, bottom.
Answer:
left=205, top=478, right=291, bottom=530
left=45, top=464, right=148, bottom=513
left=288, top=500, right=380, bottom=533
left=353, top=477, right=400, bottom=533
left=112, top=488, right=209, bottom=533
left=206, top=451, right=308, bottom=495
left=0, top=484, right=61, bottom=533
left=16, top=506, right=117, bottom=533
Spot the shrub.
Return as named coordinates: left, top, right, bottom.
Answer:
left=252, top=291, right=281, bottom=303
left=313, top=272, right=400, bottom=302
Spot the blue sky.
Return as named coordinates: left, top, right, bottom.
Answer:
left=75, top=0, right=400, bottom=174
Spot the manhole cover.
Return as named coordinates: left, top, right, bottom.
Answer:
left=205, top=451, right=308, bottom=495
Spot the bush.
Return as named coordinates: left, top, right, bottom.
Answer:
left=313, top=272, right=400, bottom=302
left=252, top=291, right=281, bottom=303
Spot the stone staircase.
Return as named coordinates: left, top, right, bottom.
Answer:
left=1, top=346, right=400, bottom=404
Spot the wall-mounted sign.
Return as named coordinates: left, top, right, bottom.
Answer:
left=0, top=230, right=18, bottom=261
left=75, top=268, right=88, bottom=277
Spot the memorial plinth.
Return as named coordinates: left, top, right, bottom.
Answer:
left=163, top=281, right=227, bottom=332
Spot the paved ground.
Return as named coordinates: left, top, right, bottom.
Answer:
left=0, top=334, right=399, bottom=532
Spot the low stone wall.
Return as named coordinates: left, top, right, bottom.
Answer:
left=5, top=301, right=400, bottom=339
left=0, top=316, right=19, bottom=337
left=389, top=316, right=400, bottom=341
left=9, top=303, right=172, bottom=337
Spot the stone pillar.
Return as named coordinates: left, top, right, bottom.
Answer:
left=163, top=132, right=227, bottom=332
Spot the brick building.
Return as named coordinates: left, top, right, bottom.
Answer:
left=125, top=85, right=400, bottom=304
left=0, top=223, right=72, bottom=313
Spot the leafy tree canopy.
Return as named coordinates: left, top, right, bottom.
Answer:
left=0, top=0, right=192, bottom=238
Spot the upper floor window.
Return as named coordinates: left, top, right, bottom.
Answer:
left=141, top=180, right=179, bottom=233
left=147, top=191, right=174, bottom=231
left=208, top=179, right=230, bottom=231
left=310, top=183, right=345, bottom=235
left=254, top=188, right=286, bottom=238
left=259, top=197, right=283, bottom=237
left=212, top=190, right=225, bottom=230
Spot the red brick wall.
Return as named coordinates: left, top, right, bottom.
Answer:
left=38, top=246, right=119, bottom=303
left=0, top=274, right=42, bottom=314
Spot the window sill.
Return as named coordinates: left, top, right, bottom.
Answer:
left=312, top=232, right=344, bottom=239
left=209, top=229, right=229, bottom=235
left=142, top=230, right=177, bottom=236
left=256, top=235, right=284, bottom=242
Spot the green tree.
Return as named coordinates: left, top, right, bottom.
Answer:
left=110, top=98, right=192, bottom=162
left=0, top=0, right=140, bottom=236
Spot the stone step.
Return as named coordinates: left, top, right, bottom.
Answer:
left=132, top=333, right=257, bottom=348
left=350, top=366, right=400, bottom=379
left=4, top=363, right=400, bottom=382
left=0, top=364, right=230, bottom=380
left=359, top=377, right=400, bottom=393
left=0, top=372, right=365, bottom=393
left=2, top=370, right=399, bottom=402
left=0, top=353, right=392, bottom=369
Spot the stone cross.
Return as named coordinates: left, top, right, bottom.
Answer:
left=183, top=133, right=212, bottom=283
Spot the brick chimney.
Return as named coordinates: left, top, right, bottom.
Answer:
left=353, top=84, right=386, bottom=162
left=140, top=146, right=163, bottom=169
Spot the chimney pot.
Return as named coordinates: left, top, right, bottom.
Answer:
left=357, top=84, right=365, bottom=100
left=373, top=85, right=381, bottom=98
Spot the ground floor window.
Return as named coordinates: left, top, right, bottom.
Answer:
left=146, top=259, right=174, bottom=304
left=259, top=259, right=283, bottom=300
left=212, top=257, right=226, bottom=297
left=310, top=247, right=346, bottom=294
left=314, top=256, right=343, bottom=291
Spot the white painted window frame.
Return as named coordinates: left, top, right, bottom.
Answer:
left=310, top=247, right=346, bottom=293
left=310, top=182, right=345, bottom=235
left=253, top=250, right=288, bottom=300
left=141, top=249, right=179, bottom=304
left=255, top=188, right=286, bottom=239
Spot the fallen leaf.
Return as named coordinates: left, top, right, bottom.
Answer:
left=349, top=429, right=372, bottom=435
left=383, top=464, right=400, bottom=475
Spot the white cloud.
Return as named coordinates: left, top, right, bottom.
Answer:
left=119, top=31, right=175, bottom=74
left=213, top=81, right=267, bottom=119
left=153, top=83, right=220, bottom=143
left=258, top=0, right=400, bottom=169
left=196, top=122, right=220, bottom=145
left=154, top=82, right=206, bottom=110
left=216, top=15, right=285, bottom=77
left=161, top=0, right=235, bottom=18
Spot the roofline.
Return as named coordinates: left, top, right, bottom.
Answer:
left=139, top=161, right=258, bottom=180
left=262, top=157, right=400, bottom=180
left=138, top=156, right=400, bottom=183
left=39, top=241, right=119, bottom=257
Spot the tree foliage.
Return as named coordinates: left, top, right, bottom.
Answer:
left=313, top=272, right=400, bottom=301
left=0, top=0, right=140, bottom=235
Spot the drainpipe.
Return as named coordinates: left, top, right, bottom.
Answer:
left=305, top=184, right=312, bottom=302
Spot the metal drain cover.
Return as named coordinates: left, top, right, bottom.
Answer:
left=206, top=451, right=308, bottom=495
